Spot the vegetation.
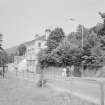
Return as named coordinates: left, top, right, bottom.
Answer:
left=38, top=12, right=105, bottom=76
left=7, top=53, right=17, bottom=63
left=46, top=28, right=65, bottom=52
left=2, top=12, right=105, bottom=76
left=0, top=47, right=8, bottom=65
left=16, top=44, right=26, bottom=56
left=0, top=34, right=8, bottom=65
left=38, top=27, right=65, bottom=69
left=6, top=44, right=27, bottom=63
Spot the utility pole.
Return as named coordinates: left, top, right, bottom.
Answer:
left=81, top=25, right=84, bottom=49
left=69, top=18, right=84, bottom=76
left=81, top=25, right=84, bottom=77
left=69, top=18, right=84, bottom=48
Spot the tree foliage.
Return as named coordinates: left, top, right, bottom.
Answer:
left=0, top=47, right=8, bottom=65
left=47, top=28, right=65, bottom=51
left=50, top=38, right=82, bottom=67
left=38, top=28, right=65, bottom=68
left=17, top=44, right=26, bottom=56
left=38, top=12, right=105, bottom=75
left=98, top=12, right=105, bottom=36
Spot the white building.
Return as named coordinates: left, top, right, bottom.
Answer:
left=24, top=29, right=51, bottom=72
left=13, top=29, right=51, bottom=72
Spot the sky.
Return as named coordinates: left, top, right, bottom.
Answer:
left=0, top=0, right=105, bottom=49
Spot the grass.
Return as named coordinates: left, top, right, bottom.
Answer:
left=0, top=71, right=66, bottom=105
left=0, top=71, right=96, bottom=105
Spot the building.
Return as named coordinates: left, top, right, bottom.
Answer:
left=24, top=29, right=51, bottom=72
left=13, top=29, right=51, bottom=72
left=24, top=35, right=47, bottom=72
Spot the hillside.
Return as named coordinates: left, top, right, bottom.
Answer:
left=5, top=40, right=35, bottom=55
left=5, top=45, right=18, bottom=55
left=5, top=35, right=45, bottom=55
left=5, top=40, right=34, bottom=55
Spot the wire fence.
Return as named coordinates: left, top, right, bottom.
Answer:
left=12, top=69, right=105, bottom=105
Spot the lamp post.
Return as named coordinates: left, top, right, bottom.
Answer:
left=81, top=25, right=84, bottom=49
left=69, top=18, right=84, bottom=48
left=69, top=18, right=84, bottom=76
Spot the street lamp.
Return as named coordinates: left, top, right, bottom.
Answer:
left=81, top=25, right=84, bottom=49
left=69, top=18, right=84, bottom=48
left=69, top=18, right=84, bottom=76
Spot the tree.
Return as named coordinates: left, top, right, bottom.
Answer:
left=0, top=34, right=8, bottom=65
left=67, top=25, right=90, bottom=48
left=38, top=27, right=65, bottom=69
left=47, top=28, right=65, bottom=51
left=98, top=12, right=105, bottom=36
left=7, top=53, right=16, bottom=63
left=38, top=12, right=105, bottom=76
left=50, top=38, right=82, bottom=67
left=17, top=44, right=26, bottom=56
left=82, top=28, right=103, bottom=70
left=67, top=23, right=105, bottom=72
left=0, top=47, right=8, bottom=65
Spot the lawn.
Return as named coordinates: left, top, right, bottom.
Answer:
left=0, top=71, right=95, bottom=105
left=0, top=71, right=67, bottom=105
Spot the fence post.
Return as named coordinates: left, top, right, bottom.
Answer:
left=100, top=81, right=104, bottom=105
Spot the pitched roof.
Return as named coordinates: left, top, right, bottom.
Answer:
left=24, top=35, right=46, bottom=47
left=5, top=35, right=46, bottom=54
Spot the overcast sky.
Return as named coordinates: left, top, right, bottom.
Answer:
left=0, top=0, right=105, bottom=48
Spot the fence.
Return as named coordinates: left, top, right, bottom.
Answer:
left=13, top=69, right=105, bottom=105
left=0, top=65, right=8, bottom=78
left=14, top=56, right=25, bottom=64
